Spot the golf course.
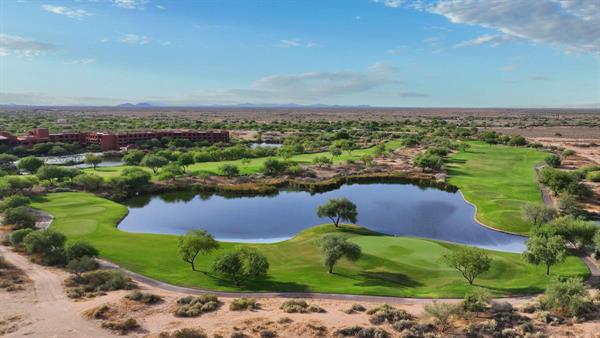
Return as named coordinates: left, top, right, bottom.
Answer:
left=29, top=143, right=589, bottom=298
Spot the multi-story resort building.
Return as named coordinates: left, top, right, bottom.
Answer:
left=0, top=128, right=229, bottom=151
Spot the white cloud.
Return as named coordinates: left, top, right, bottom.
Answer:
left=113, top=0, right=148, bottom=10
left=372, top=0, right=403, bottom=8
left=278, top=38, right=316, bottom=48
left=0, top=33, right=56, bottom=57
left=160, top=41, right=171, bottom=46
left=178, top=62, right=399, bottom=104
left=429, top=0, right=600, bottom=55
left=500, top=64, right=517, bottom=72
left=120, top=34, right=150, bottom=45
left=42, top=4, right=91, bottom=19
left=156, top=5, right=165, bottom=10
left=67, top=58, right=96, bottom=65
left=99, top=37, right=110, bottom=43
left=454, top=34, right=512, bottom=48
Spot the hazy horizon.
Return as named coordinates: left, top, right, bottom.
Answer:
left=1, top=0, right=599, bottom=108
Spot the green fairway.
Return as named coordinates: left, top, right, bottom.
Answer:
left=32, top=192, right=588, bottom=298
left=84, top=139, right=403, bottom=179
left=447, top=142, right=548, bottom=234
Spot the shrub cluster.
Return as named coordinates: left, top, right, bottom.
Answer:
left=65, top=270, right=136, bottom=298
left=280, top=299, right=325, bottom=313
left=366, top=304, right=413, bottom=325
left=174, top=295, right=220, bottom=317
left=125, top=290, right=163, bottom=304
left=335, top=326, right=390, bottom=338
left=229, top=297, right=259, bottom=311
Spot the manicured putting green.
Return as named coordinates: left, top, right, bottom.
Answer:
left=32, top=192, right=588, bottom=298
left=447, top=142, right=548, bottom=234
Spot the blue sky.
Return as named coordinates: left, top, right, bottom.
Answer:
left=0, top=0, right=599, bottom=107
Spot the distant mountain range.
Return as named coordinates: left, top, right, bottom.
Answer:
left=115, top=102, right=156, bottom=107
left=114, top=102, right=373, bottom=108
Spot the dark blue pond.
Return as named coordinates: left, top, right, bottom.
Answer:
left=119, top=183, right=526, bottom=252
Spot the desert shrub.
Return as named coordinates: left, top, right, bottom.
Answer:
left=540, top=277, right=595, bottom=318
left=520, top=302, right=539, bottom=314
left=391, top=320, right=417, bottom=332
left=308, top=304, right=326, bottom=313
left=345, top=303, right=366, bottom=313
left=65, top=241, right=99, bottom=261
left=101, top=318, right=139, bottom=334
left=280, top=299, right=308, bottom=313
left=587, top=171, right=600, bottom=182
left=490, top=301, right=513, bottom=313
left=276, top=317, right=293, bottom=324
left=66, top=256, right=99, bottom=278
left=422, top=301, right=461, bottom=331
left=83, top=304, right=111, bottom=319
left=125, top=290, right=163, bottom=304
left=23, top=229, right=66, bottom=265
left=352, top=303, right=366, bottom=312
left=159, top=328, right=208, bottom=338
left=65, top=270, right=135, bottom=298
left=0, top=195, right=30, bottom=212
left=367, top=304, right=412, bottom=325
left=229, top=298, right=258, bottom=311
left=230, top=332, right=246, bottom=338
left=3, top=206, right=37, bottom=229
left=335, top=326, right=389, bottom=338
left=174, top=294, right=220, bottom=317
left=259, top=330, right=277, bottom=338
left=9, top=228, right=33, bottom=247
left=335, top=326, right=363, bottom=336
left=462, top=289, right=491, bottom=312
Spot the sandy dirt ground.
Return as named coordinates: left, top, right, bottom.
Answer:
left=2, top=244, right=600, bottom=337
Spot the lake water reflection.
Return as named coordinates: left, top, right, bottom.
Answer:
left=119, top=183, right=526, bottom=252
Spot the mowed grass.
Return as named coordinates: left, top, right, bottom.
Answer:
left=84, top=140, right=403, bottom=179
left=447, top=142, right=548, bottom=234
left=32, top=192, right=588, bottom=298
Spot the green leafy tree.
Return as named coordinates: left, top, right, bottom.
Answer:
left=261, top=158, right=287, bottom=175
left=22, top=229, right=67, bottom=265
left=123, top=150, right=145, bottom=165
left=318, top=234, right=362, bottom=273
left=2, top=206, right=37, bottom=229
left=177, top=229, right=219, bottom=271
left=413, top=153, right=443, bottom=171
left=442, top=247, right=491, bottom=285
left=317, top=198, right=358, bottom=227
left=523, top=228, right=566, bottom=275
left=330, top=147, right=342, bottom=158
left=66, top=256, right=99, bottom=280
left=66, top=241, right=99, bottom=261
left=0, top=195, right=30, bottom=212
left=84, top=153, right=103, bottom=170
left=544, top=154, right=561, bottom=168
left=312, top=156, right=332, bottom=167
left=73, top=174, right=104, bottom=191
left=210, top=247, right=269, bottom=286
left=36, top=165, right=80, bottom=182
left=361, top=155, right=374, bottom=167
left=546, top=216, right=597, bottom=249
left=141, top=154, right=169, bottom=174
left=177, top=153, right=194, bottom=171
left=520, top=202, right=556, bottom=227
left=219, top=164, right=240, bottom=177
left=17, top=156, right=44, bottom=174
